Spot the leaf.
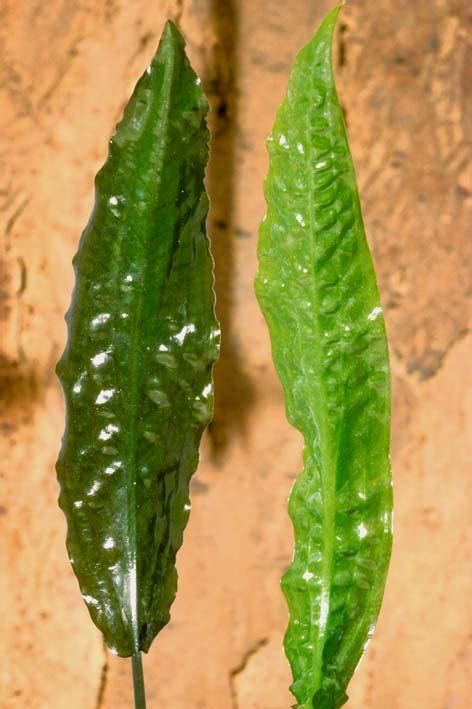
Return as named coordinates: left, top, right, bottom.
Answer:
left=255, top=6, right=392, bottom=708
left=56, top=21, right=219, bottom=657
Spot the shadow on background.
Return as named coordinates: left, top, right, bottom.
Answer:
left=203, top=0, right=256, bottom=458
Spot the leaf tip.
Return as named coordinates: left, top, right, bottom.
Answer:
left=162, top=18, right=185, bottom=46
left=322, top=4, right=344, bottom=32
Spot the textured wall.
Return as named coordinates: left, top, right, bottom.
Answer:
left=1, top=0, right=471, bottom=707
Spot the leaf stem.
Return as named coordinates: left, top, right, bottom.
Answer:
left=131, top=652, right=147, bottom=709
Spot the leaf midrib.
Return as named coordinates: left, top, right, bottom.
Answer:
left=124, top=42, right=177, bottom=652
left=297, top=40, right=339, bottom=696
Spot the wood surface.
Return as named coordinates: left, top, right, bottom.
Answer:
left=1, top=0, right=471, bottom=707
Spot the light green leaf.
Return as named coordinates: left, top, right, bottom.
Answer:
left=255, top=6, right=392, bottom=708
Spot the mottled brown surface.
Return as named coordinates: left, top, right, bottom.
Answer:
left=1, top=0, right=471, bottom=707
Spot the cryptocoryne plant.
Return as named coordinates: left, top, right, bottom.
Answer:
left=56, top=21, right=219, bottom=707
left=57, top=6, right=392, bottom=709
left=255, top=6, right=393, bottom=708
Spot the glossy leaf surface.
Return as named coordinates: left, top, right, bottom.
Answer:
left=255, top=7, right=392, bottom=708
left=56, top=21, right=219, bottom=657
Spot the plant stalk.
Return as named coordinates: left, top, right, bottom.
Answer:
left=131, top=652, right=147, bottom=709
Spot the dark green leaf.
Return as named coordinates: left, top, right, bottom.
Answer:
left=56, top=21, right=219, bottom=657
left=255, top=6, right=392, bottom=708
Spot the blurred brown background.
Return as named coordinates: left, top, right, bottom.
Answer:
left=1, top=0, right=471, bottom=707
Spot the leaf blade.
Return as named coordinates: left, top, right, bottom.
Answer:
left=255, top=7, right=392, bottom=707
left=56, top=21, right=219, bottom=657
